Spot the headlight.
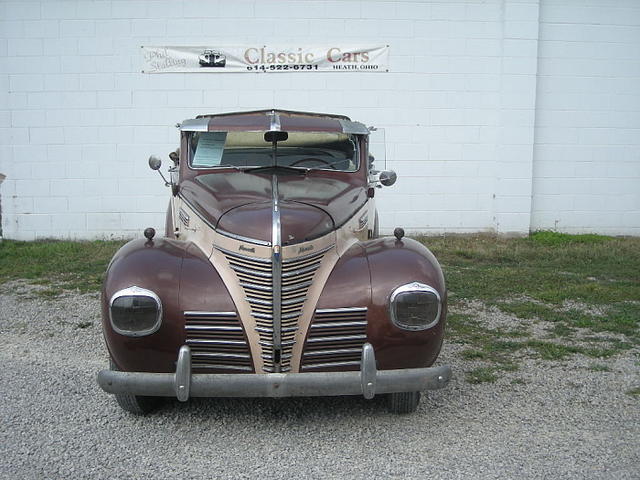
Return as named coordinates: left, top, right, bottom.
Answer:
left=389, top=282, right=441, bottom=331
left=109, top=286, right=162, bottom=336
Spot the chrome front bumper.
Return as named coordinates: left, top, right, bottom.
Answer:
left=97, top=344, right=451, bottom=401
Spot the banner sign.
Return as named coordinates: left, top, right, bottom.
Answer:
left=142, top=45, right=389, bottom=73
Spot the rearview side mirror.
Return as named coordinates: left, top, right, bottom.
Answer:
left=148, top=156, right=162, bottom=170
left=379, top=170, right=397, bottom=187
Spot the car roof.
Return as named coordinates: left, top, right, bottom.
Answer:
left=180, top=109, right=369, bottom=135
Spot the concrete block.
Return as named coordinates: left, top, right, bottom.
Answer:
left=24, top=20, right=60, bottom=38
left=61, top=20, right=96, bottom=37
left=8, top=38, right=43, bottom=56
left=5, top=2, right=41, bottom=20
left=41, top=1, right=77, bottom=19
left=87, top=212, right=121, bottom=230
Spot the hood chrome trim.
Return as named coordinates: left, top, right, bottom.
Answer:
left=271, top=172, right=283, bottom=369
left=269, top=110, right=281, bottom=131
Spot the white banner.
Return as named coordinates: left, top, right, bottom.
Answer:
left=142, top=45, right=389, bottom=73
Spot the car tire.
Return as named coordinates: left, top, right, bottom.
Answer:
left=387, top=391, right=420, bottom=414
left=109, top=359, right=162, bottom=415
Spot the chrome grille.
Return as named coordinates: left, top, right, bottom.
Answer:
left=301, top=307, right=368, bottom=371
left=222, top=246, right=328, bottom=373
left=277, top=249, right=326, bottom=371
left=184, top=311, right=253, bottom=372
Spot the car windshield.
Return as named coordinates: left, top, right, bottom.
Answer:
left=189, top=131, right=359, bottom=171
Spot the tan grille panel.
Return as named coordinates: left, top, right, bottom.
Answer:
left=184, top=311, right=253, bottom=372
left=223, top=246, right=329, bottom=373
left=222, top=250, right=276, bottom=371
left=301, top=307, right=368, bottom=371
left=277, top=249, right=327, bottom=371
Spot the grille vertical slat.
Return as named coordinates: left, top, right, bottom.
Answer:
left=301, top=307, right=367, bottom=372
left=184, top=312, right=253, bottom=373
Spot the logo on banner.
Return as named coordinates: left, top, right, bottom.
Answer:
left=199, top=50, right=226, bottom=68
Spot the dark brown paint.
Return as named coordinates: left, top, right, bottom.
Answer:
left=102, top=239, right=252, bottom=373
left=180, top=170, right=367, bottom=244
left=303, top=238, right=446, bottom=372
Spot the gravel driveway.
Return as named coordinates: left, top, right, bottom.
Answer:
left=1, top=284, right=638, bottom=479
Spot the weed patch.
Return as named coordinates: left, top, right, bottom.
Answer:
left=588, top=363, right=611, bottom=372
left=627, top=386, right=640, bottom=396
left=467, top=367, right=498, bottom=384
left=0, top=240, right=126, bottom=294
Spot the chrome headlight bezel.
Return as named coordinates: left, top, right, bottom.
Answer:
left=389, top=282, right=442, bottom=331
left=109, top=286, right=163, bottom=337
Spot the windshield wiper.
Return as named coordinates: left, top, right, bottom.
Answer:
left=243, top=165, right=309, bottom=174
left=216, top=164, right=244, bottom=171
left=304, top=158, right=354, bottom=171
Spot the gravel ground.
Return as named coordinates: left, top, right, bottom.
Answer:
left=1, top=284, right=638, bottom=479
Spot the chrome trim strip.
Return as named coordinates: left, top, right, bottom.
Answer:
left=192, top=352, right=251, bottom=359
left=310, top=321, right=368, bottom=329
left=269, top=110, right=281, bottom=131
left=306, top=334, right=367, bottom=344
left=185, top=325, right=243, bottom=332
left=389, top=282, right=442, bottom=331
left=255, top=326, right=297, bottom=334
left=218, top=228, right=272, bottom=247
left=191, top=364, right=253, bottom=372
left=262, top=353, right=292, bottom=360
left=282, top=296, right=307, bottom=306
left=303, top=348, right=362, bottom=357
left=271, top=172, right=283, bottom=368
left=302, top=361, right=361, bottom=370
left=240, top=282, right=273, bottom=292
left=180, top=118, right=209, bottom=132
left=109, top=285, right=163, bottom=337
left=281, top=263, right=322, bottom=278
left=230, top=264, right=273, bottom=278
left=338, top=119, right=370, bottom=135
left=281, top=280, right=312, bottom=293
left=246, top=297, right=272, bottom=306
left=184, top=311, right=236, bottom=317
left=186, top=339, right=246, bottom=346
left=259, top=339, right=296, bottom=347
left=315, top=307, right=368, bottom=314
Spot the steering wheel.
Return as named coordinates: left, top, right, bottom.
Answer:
left=290, top=158, right=337, bottom=169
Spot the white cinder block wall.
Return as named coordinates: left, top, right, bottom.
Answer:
left=0, top=0, right=638, bottom=240
left=532, top=0, right=640, bottom=235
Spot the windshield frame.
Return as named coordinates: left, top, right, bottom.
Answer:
left=186, top=130, right=361, bottom=173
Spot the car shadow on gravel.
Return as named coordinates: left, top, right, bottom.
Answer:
left=151, top=395, right=392, bottom=421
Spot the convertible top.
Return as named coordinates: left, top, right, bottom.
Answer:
left=180, top=109, right=370, bottom=135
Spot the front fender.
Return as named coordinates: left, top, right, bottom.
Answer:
left=365, top=237, right=446, bottom=370
left=102, top=238, right=239, bottom=373
left=314, top=238, right=446, bottom=370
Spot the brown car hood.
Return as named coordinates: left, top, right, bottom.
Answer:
left=179, top=171, right=366, bottom=244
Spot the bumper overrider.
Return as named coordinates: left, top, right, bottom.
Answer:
left=98, top=344, right=451, bottom=401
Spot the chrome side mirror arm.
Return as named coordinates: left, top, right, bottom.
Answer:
left=368, top=169, right=397, bottom=187
left=148, top=155, right=171, bottom=187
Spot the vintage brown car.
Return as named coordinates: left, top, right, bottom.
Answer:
left=97, top=110, right=451, bottom=414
